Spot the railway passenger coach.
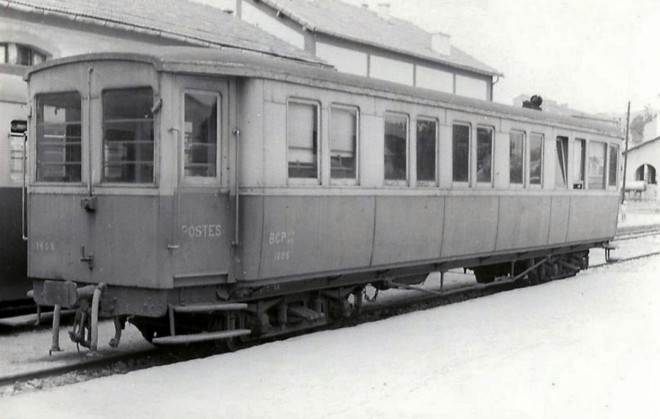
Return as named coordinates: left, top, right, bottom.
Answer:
left=25, top=47, right=622, bottom=349
left=0, top=111, right=29, bottom=310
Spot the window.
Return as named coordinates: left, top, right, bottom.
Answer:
left=573, top=139, right=586, bottom=189
left=102, top=87, right=155, bottom=184
left=452, top=124, right=470, bottom=182
left=184, top=92, right=219, bottom=178
left=476, top=127, right=493, bottom=184
left=384, top=113, right=408, bottom=182
left=636, top=164, right=656, bottom=184
left=9, top=120, right=27, bottom=183
left=608, top=145, right=618, bottom=187
left=330, top=106, right=357, bottom=181
left=35, top=92, right=82, bottom=183
left=0, top=44, right=7, bottom=63
left=287, top=101, right=319, bottom=180
left=555, top=136, right=568, bottom=188
left=529, top=133, right=543, bottom=186
left=416, top=119, right=437, bottom=183
left=509, top=131, right=524, bottom=185
left=587, top=141, right=607, bottom=189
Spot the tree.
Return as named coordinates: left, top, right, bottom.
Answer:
left=630, top=107, right=657, bottom=143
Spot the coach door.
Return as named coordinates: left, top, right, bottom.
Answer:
left=172, top=79, right=234, bottom=286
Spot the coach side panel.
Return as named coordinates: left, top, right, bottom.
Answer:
left=236, top=79, right=621, bottom=282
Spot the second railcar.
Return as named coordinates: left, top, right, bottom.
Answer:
left=0, top=109, right=29, bottom=312
left=26, top=47, right=621, bottom=349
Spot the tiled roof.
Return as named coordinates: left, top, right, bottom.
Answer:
left=0, top=0, right=321, bottom=63
left=257, top=0, right=501, bottom=76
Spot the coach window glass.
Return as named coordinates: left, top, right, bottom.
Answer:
left=476, top=127, right=493, bottom=184
left=35, top=92, right=82, bottom=183
left=452, top=124, right=470, bottom=183
left=330, top=106, right=357, bottom=182
left=608, top=145, right=618, bottom=187
left=416, top=119, right=437, bottom=184
left=102, top=87, right=155, bottom=183
left=587, top=141, right=607, bottom=189
left=184, top=92, right=219, bottom=178
left=509, top=131, right=524, bottom=185
left=384, top=113, right=408, bottom=182
left=555, top=136, right=569, bottom=188
left=529, top=133, right=543, bottom=186
left=288, top=101, right=319, bottom=180
left=573, top=138, right=586, bottom=188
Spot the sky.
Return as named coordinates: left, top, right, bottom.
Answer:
left=192, top=0, right=660, bottom=116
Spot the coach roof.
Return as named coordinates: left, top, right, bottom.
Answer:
left=26, top=47, right=619, bottom=136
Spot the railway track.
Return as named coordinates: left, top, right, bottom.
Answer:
left=3, top=228, right=660, bottom=396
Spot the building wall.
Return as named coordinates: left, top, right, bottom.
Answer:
left=238, top=0, right=493, bottom=101
left=625, top=141, right=660, bottom=201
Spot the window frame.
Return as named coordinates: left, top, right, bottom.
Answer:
left=586, top=140, right=607, bottom=190
left=451, top=121, right=471, bottom=187
left=415, top=116, right=439, bottom=187
left=572, top=138, right=586, bottom=190
left=608, top=143, right=619, bottom=189
left=181, top=89, right=222, bottom=186
left=100, top=86, right=156, bottom=186
left=286, top=98, right=321, bottom=185
left=508, top=129, right=526, bottom=188
left=528, top=132, right=544, bottom=188
left=555, top=136, right=569, bottom=189
left=329, top=103, right=359, bottom=186
left=33, top=90, right=84, bottom=185
left=475, top=125, right=494, bottom=187
left=383, top=111, right=409, bottom=186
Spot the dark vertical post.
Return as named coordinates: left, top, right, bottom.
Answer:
left=621, top=101, right=631, bottom=204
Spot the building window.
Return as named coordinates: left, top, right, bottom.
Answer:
left=184, top=91, right=219, bottom=178
left=452, top=124, right=470, bottom=183
left=35, top=92, right=82, bottom=183
left=636, top=164, right=656, bottom=184
left=509, top=131, right=524, bottom=185
left=416, top=119, right=437, bottom=183
left=287, top=100, right=319, bottom=180
left=102, top=87, right=155, bottom=184
left=529, top=133, right=543, bottom=186
left=2, top=43, right=47, bottom=66
left=573, top=138, right=586, bottom=189
left=587, top=141, right=607, bottom=190
left=384, top=113, right=408, bottom=182
left=330, top=106, right=358, bottom=181
left=476, top=127, right=493, bottom=184
left=555, top=136, right=568, bottom=188
left=608, top=145, right=618, bottom=187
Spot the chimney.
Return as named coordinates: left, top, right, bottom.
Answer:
left=431, top=32, right=451, bottom=56
left=377, top=3, right=390, bottom=20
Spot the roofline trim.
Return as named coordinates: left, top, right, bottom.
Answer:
left=256, top=0, right=502, bottom=77
left=623, top=136, right=660, bottom=154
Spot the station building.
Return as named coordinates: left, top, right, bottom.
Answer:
left=234, top=0, right=501, bottom=101
left=623, top=139, right=660, bottom=201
